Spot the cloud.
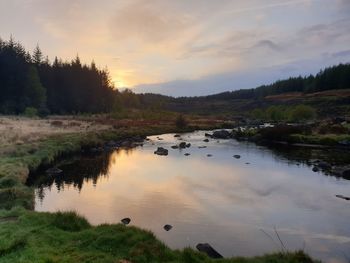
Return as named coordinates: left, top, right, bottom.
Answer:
left=331, top=49, right=350, bottom=58
left=110, top=1, right=193, bottom=43
left=1, top=0, right=349, bottom=93
left=253, top=40, right=283, bottom=52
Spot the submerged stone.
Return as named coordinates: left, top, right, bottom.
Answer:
left=121, top=218, right=131, bottom=225
left=233, top=155, right=241, bottom=159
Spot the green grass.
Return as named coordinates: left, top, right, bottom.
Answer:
left=0, top=209, right=318, bottom=263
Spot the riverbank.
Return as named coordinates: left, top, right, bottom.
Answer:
left=0, top=116, right=319, bottom=262
left=1, top=115, right=224, bottom=210
left=0, top=208, right=317, bottom=263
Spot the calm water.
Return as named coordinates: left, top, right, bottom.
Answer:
left=29, top=131, right=350, bottom=263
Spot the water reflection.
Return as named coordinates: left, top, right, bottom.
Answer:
left=28, top=131, right=350, bottom=263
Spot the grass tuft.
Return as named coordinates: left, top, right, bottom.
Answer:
left=51, top=211, right=91, bottom=232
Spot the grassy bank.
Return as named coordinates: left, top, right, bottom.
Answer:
left=0, top=208, right=317, bottom=263
left=0, top=117, right=319, bottom=262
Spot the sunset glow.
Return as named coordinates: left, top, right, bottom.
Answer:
left=1, top=0, right=349, bottom=96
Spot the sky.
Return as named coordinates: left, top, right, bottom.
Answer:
left=1, top=0, right=350, bottom=97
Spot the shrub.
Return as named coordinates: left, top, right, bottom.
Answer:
left=251, top=108, right=266, bottom=120
left=289, top=105, right=316, bottom=122
left=266, top=106, right=286, bottom=121
left=175, top=114, right=188, bottom=129
left=23, top=107, right=38, bottom=118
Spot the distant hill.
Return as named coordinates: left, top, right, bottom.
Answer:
left=138, top=63, right=350, bottom=117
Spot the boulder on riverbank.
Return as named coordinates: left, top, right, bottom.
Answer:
left=154, top=147, right=168, bottom=156
left=212, top=130, right=231, bottom=139
left=196, top=243, right=223, bottom=258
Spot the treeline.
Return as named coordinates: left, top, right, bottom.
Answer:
left=199, top=63, right=350, bottom=101
left=1, top=37, right=349, bottom=116
left=0, top=37, right=144, bottom=115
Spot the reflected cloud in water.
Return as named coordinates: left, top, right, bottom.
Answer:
left=29, top=131, right=350, bottom=263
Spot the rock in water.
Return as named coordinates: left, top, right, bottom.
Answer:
left=317, top=161, right=331, bottom=170
left=174, top=134, right=181, bottom=137
left=207, top=154, right=212, bottom=157
left=212, top=130, right=231, bottom=139
left=336, top=194, right=350, bottom=201
left=196, top=243, right=223, bottom=258
left=198, top=146, right=207, bottom=149
left=121, top=218, right=131, bottom=225
left=203, top=139, right=209, bottom=142
left=184, top=153, right=190, bottom=156
left=46, top=167, right=63, bottom=175
left=171, top=145, right=179, bottom=149
left=233, top=155, right=241, bottom=159
left=179, top=142, right=187, bottom=148
left=312, top=166, right=319, bottom=172
left=186, top=143, right=191, bottom=148
left=154, top=147, right=168, bottom=156
left=163, top=224, right=173, bottom=231
left=343, top=169, right=350, bottom=179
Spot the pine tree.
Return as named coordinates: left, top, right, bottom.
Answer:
left=32, top=44, right=43, bottom=65
left=24, top=65, right=46, bottom=109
